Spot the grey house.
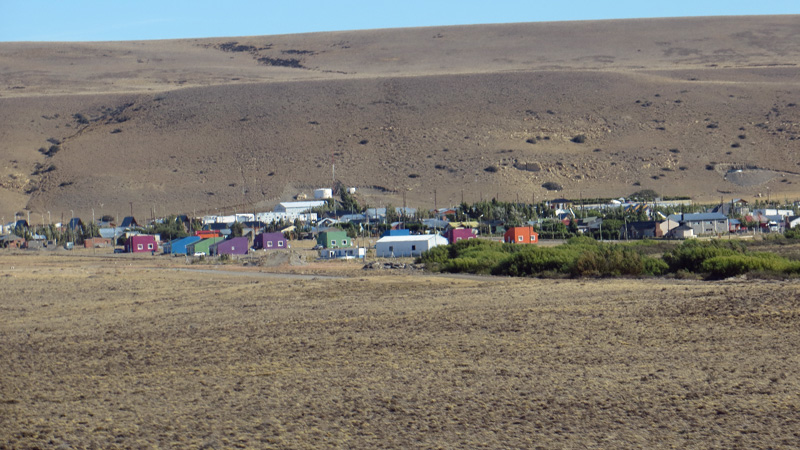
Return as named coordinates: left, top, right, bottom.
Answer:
left=667, top=213, right=730, bottom=235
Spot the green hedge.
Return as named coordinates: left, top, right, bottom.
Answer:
left=418, top=237, right=666, bottom=278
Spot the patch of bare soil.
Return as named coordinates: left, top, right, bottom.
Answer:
left=2, top=253, right=799, bottom=448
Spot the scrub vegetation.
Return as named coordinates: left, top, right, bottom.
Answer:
left=419, top=236, right=800, bottom=279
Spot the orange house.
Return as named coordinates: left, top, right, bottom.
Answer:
left=503, top=226, right=539, bottom=244
left=194, top=230, right=222, bottom=239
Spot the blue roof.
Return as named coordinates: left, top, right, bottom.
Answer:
left=167, top=235, right=201, bottom=254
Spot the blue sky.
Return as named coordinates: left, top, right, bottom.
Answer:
left=2, top=1, right=798, bottom=42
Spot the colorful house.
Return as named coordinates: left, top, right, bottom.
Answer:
left=317, top=230, right=353, bottom=249
left=444, top=228, right=476, bottom=243
left=164, top=236, right=201, bottom=255
left=503, top=226, right=539, bottom=244
left=187, top=237, right=225, bottom=256
left=194, top=230, right=222, bottom=239
left=209, top=237, right=249, bottom=256
left=254, top=232, right=288, bottom=250
left=125, top=235, right=158, bottom=253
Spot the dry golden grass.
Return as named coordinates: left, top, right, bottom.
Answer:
left=2, top=16, right=800, bottom=219
left=2, top=252, right=799, bottom=448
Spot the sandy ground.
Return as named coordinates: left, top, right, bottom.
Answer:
left=2, top=251, right=800, bottom=449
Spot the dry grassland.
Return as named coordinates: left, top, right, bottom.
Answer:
left=2, top=252, right=800, bottom=448
left=2, top=16, right=800, bottom=218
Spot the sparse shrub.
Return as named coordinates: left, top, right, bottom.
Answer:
left=706, top=123, right=718, bottom=129
left=39, top=145, right=60, bottom=157
left=731, top=142, right=740, bottom=148
left=526, top=138, right=537, bottom=144
left=408, top=173, right=420, bottom=178
left=111, top=128, right=122, bottom=134
left=571, top=134, right=587, bottom=143
left=630, top=189, right=659, bottom=200
left=542, top=182, right=563, bottom=191
left=73, top=113, right=89, bottom=125
left=484, top=166, right=499, bottom=173
left=257, top=57, right=304, bottom=68
left=359, top=139, right=369, bottom=145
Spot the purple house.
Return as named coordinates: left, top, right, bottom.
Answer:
left=444, top=228, right=476, bottom=243
left=254, top=232, right=288, bottom=250
left=209, top=237, right=249, bottom=256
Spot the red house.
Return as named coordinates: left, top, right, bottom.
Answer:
left=444, top=228, right=476, bottom=243
left=503, top=226, right=539, bottom=244
left=125, top=235, right=158, bottom=253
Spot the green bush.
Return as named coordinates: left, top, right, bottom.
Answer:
left=785, top=227, right=800, bottom=239
left=662, top=240, right=746, bottom=273
left=492, top=246, right=581, bottom=276
left=701, top=253, right=800, bottom=278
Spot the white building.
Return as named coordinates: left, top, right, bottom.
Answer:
left=752, top=209, right=794, bottom=219
left=255, top=212, right=317, bottom=224
left=320, top=247, right=366, bottom=260
left=275, top=200, right=328, bottom=214
left=314, top=188, right=333, bottom=199
left=375, top=234, right=448, bottom=258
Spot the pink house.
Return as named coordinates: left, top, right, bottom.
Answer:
left=444, top=228, right=476, bottom=243
left=125, top=235, right=158, bottom=253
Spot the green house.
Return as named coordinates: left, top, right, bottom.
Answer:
left=317, top=230, right=353, bottom=249
left=187, top=237, right=225, bottom=255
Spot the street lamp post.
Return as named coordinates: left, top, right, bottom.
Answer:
left=70, top=210, right=74, bottom=249
left=92, top=208, right=96, bottom=254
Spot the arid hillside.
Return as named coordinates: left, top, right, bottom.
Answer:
left=2, top=15, right=800, bottom=219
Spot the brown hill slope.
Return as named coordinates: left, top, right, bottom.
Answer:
left=2, top=15, right=800, bottom=219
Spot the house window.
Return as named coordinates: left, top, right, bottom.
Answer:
left=267, top=241, right=273, bottom=247
left=147, top=244, right=154, bottom=250
left=412, top=245, right=416, bottom=251
left=518, top=236, right=523, bottom=242
left=389, top=246, right=394, bottom=252
left=278, top=241, right=284, bottom=247
left=137, top=244, right=143, bottom=250
left=331, top=240, right=336, bottom=246
left=342, top=239, right=347, bottom=245
left=456, top=237, right=461, bottom=241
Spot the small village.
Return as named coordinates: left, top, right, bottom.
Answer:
left=3, top=185, right=800, bottom=262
